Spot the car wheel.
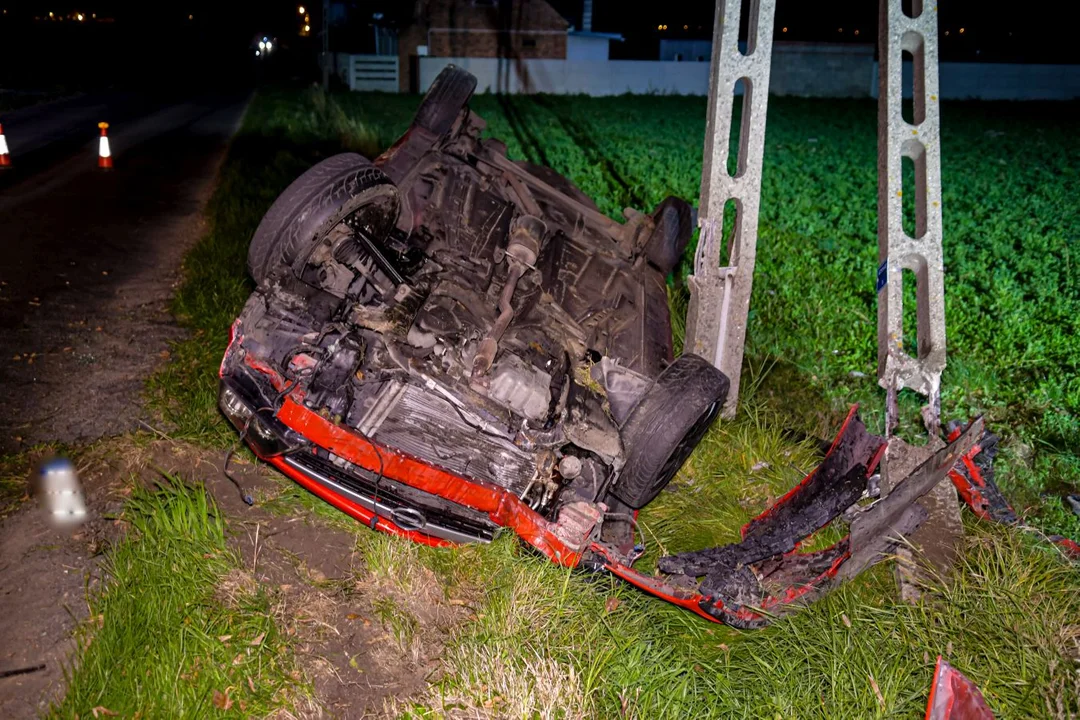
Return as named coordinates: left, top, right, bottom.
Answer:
left=413, top=65, right=478, bottom=137
left=644, top=197, right=694, bottom=274
left=612, top=354, right=730, bottom=509
left=248, top=153, right=399, bottom=286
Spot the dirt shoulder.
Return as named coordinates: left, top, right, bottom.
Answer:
left=0, top=439, right=467, bottom=718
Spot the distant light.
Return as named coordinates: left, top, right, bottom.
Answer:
left=373, top=12, right=384, bottom=20
left=944, top=30, right=950, bottom=35
left=265, top=42, right=272, bottom=52
left=92, top=12, right=96, bottom=18
left=854, top=29, right=860, bottom=36
left=662, top=24, right=668, bottom=30
left=259, top=40, right=266, bottom=49
left=657, top=24, right=662, bottom=30
left=255, top=49, right=261, bottom=56
left=959, top=27, right=965, bottom=34
left=298, top=5, right=305, bottom=14
left=782, top=26, right=788, bottom=32
left=304, top=24, right=310, bottom=32
left=188, top=13, right=193, bottom=20
left=304, top=14, right=310, bottom=22
left=76, top=12, right=84, bottom=21
left=49, top=10, right=54, bottom=17
left=683, top=24, right=688, bottom=30
left=837, top=27, right=843, bottom=33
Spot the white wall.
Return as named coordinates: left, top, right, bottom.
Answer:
left=420, top=57, right=709, bottom=95
left=871, top=61, right=1080, bottom=101
left=416, top=53, right=1080, bottom=100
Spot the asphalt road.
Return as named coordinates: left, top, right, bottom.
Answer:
left=0, top=92, right=249, bottom=452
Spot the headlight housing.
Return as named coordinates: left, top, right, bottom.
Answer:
left=219, top=380, right=305, bottom=458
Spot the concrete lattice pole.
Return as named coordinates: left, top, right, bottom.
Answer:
left=877, top=0, right=961, bottom=595
left=685, top=0, right=776, bottom=418
left=876, top=0, right=947, bottom=436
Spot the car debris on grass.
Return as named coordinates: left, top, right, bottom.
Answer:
left=218, top=67, right=995, bottom=627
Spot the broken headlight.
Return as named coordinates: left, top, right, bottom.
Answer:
left=218, top=380, right=303, bottom=458
left=219, top=382, right=254, bottom=427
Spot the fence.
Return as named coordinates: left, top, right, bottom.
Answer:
left=414, top=48, right=1079, bottom=100
left=335, top=54, right=399, bottom=92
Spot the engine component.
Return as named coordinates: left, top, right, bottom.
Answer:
left=472, top=214, right=547, bottom=377
left=487, top=353, right=552, bottom=422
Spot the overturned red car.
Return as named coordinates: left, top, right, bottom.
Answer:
left=219, top=67, right=981, bottom=626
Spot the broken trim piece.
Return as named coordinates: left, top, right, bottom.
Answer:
left=598, top=410, right=982, bottom=627
left=947, top=424, right=1080, bottom=561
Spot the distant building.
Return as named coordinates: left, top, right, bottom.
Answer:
left=398, top=0, right=569, bottom=91
left=566, top=1, right=621, bottom=61
left=658, top=39, right=713, bottom=62
left=566, top=30, right=622, bottom=60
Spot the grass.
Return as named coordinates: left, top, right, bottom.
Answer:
left=138, top=87, right=1080, bottom=717
left=395, top=523, right=1079, bottom=718
left=50, top=478, right=300, bottom=718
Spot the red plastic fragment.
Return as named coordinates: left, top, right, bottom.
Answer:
left=924, top=656, right=994, bottom=720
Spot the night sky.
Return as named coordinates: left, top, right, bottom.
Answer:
left=1, top=0, right=1076, bottom=90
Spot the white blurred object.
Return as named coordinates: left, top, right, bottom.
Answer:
left=38, top=458, right=87, bottom=527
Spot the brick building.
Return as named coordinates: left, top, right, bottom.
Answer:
left=398, top=0, right=569, bottom=91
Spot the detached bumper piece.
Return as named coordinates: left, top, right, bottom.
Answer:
left=599, top=408, right=983, bottom=628
left=947, top=423, right=1080, bottom=560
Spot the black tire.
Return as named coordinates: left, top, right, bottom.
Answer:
left=644, top=197, right=694, bottom=274
left=248, top=153, right=399, bottom=286
left=413, top=65, right=478, bottom=137
left=612, top=354, right=729, bottom=509
left=517, top=161, right=599, bottom=211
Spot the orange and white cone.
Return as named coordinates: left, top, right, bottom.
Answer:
left=97, top=122, right=112, bottom=169
left=0, top=123, right=12, bottom=169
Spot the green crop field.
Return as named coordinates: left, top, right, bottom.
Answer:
left=136, top=87, right=1080, bottom=717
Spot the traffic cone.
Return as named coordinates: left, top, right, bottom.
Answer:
left=97, top=122, right=112, bottom=169
left=0, top=123, right=12, bottom=169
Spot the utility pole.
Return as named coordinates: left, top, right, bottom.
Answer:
left=876, top=0, right=961, bottom=598
left=685, top=0, right=777, bottom=418
left=686, top=0, right=961, bottom=602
